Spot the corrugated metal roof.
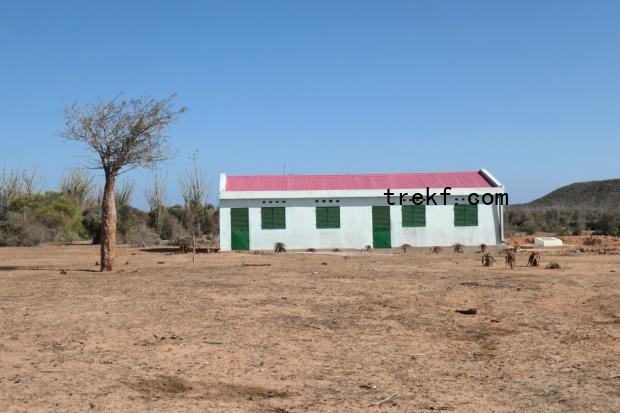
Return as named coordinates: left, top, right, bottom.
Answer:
left=225, top=171, right=494, bottom=191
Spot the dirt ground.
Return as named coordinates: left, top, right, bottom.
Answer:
left=0, top=243, right=619, bottom=412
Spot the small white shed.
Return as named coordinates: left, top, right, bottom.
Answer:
left=534, top=237, right=563, bottom=247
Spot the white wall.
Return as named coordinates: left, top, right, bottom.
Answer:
left=220, top=195, right=503, bottom=251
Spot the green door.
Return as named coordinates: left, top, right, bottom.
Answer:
left=231, top=208, right=249, bottom=250
left=372, top=206, right=391, bottom=248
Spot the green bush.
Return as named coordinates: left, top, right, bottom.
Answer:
left=2, top=192, right=85, bottom=243
left=81, top=209, right=102, bottom=244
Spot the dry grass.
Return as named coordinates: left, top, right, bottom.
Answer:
left=0, top=244, right=618, bottom=412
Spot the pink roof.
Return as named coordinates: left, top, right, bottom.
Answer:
left=225, top=171, right=494, bottom=191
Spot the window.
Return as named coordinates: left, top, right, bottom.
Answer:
left=261, top=207, right=286, bottom=229
left=454, top=204, right=478, bottom=226
left=402, top=205, right=426, bottom=227
left=316, top=207, right=340, bottom=229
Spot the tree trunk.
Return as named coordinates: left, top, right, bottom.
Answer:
left=100, top=174, right=117, bottom=271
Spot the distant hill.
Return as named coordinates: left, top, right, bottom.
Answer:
left=527, top=179, right=620, bottom=209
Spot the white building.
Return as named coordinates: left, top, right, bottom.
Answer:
left=219, top=169, right=506, bottom=251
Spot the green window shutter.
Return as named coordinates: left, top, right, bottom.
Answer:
left=261, top=207, right=273, bottom=229
left=316, top=207, right=328, bottom=228
left=327, top=207, right=340, bottom=228
left=454, top=205, right=466, bottom=226
left=272, top=207, right=286, bottom=229
left=465, top=204, right=478, bottom=226
left=413, top=205, right=426, bottom=226
left=402, top=206, right=413, bottom=227
left=262, top=207, right=286, bottom=229
left=455, top=204, right=478, bottom=226
left=316, top=207, right=340, bottom=229
left=402, top=205, right=425, bottom=227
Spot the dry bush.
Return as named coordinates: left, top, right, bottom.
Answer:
left=119, top=223, right=160, bottom=247
left=306, top=248, right=316, bottom=252
left=546, top=262, right=561, bottom=269
left=453, top=243, right=464, bottom=253
left=504, top=249, right=516, bottom=269
left=158, top=209, right=188, bottom=241
left=274, top=242, right=286, bottom=253
left=365, top=245, right=372, bottom=252
left=431, top=246, right=442, bottom=254
left=0, top=212, right=47, bottom=246
left=527, top=251, right=541, bottom=267
left=401, top=243, right=411, bottom=253
left=481, top=252, right=496, bottom=267
left=175, top=237, right=192, bottom=254
left=583, top=236, right=602, bottom=246
left=332, top=248, right=341, bottom=252
left=478, top=243, right=487, bottom=253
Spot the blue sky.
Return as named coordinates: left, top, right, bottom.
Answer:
left=1, top=1, right=618, bottom=208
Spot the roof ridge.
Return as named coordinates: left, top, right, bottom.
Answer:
left=226, top=170, right=480, bottom=178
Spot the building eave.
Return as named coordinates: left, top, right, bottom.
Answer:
left=220, top=186, right=506, bottom=200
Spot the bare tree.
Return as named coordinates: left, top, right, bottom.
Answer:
left=60, top=95, right=186, bottom=271
left=145, top=170, right=167, bottom=232
left=179, top=154, right=209, bottom=236
left=179, top=153, right=209, bottom=210
left=0, top=166, right=41, bottom=215
left=115, top=179, right=135, bottom=208
left=21, top=167, right=41, bottom=196
left=0, top=167, right=25, bottom=215
left=60, top=168, right=94, bottom=210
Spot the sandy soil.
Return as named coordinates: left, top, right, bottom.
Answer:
left=0, top=243, right=619, bottom=412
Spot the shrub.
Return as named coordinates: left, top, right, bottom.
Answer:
left=274, top=242, right=286, bottom=253
left=583, top=236, right=602, bottom=246
left=4, top=192, right=85, bottom=243
left=527, top=252, right=541, bottom=267
left=0, top=212, right=47, bottom=246
left=121, top=222, right=160, bottom=246
left=158, top=208, right=188, bottom=241
left=503, top=249, right=516, bottom=270
left=81, top=209, right=102, bottom=244
left=481, top=253, right=495, bottom=267
left=158, top=204, right=217, bottom=240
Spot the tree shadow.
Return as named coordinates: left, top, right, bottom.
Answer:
left=139, top=247, right=219, bottom=254
left=0, top=265, right=99, bottom=273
